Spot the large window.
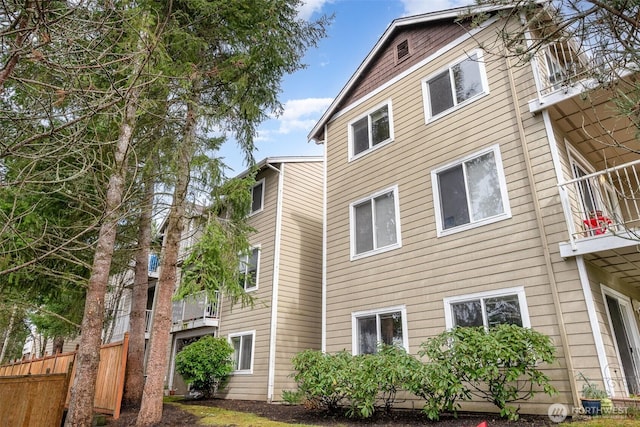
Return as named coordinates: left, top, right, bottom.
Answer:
left=239, top=247, right=259, bottom=291
left=350, top=186, right=401, bottom=259
left=250, top=179, right=265, bottom=215
left=229, top=331, right=255, bottom=373
left=352, top=306, right=408, bottom=355
left=349, top=101, right=394, bottom=159
left=432, top=145, right=510, bottom=235
left=443, top=287, right=530, bottom=329
left=423, top=51, right=488, bottom=120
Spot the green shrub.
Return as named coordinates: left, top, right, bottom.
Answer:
left=343, top=345, right=417, bottom=418
left=174, top=336, right=234, bottom=398
left=281, top=389, right=303, bottom=405
left=292, top=346, right=417, bottom=419
left=409, top=333, right=470, bottom=420
left=430, top=324, right=558, bottom=420
left=291, top=349, right=351, bottom=412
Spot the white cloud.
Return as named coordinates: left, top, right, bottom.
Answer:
left=274, top=97, right=333, bottom=135
left=298, top=0, right=333, bottom=21
left=399, top=0, right=473, bottom=15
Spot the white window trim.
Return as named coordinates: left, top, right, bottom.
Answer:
left=351, top=305, right=409, bottom=355
left=349, top=185, right=402, bottom=260
left=443, top=286, right=531, bottom=329
left=228, top=330, right=256, bottom=374
left=348, top=99, right=395, bottom=162
left=600, top=285, right=640, bottom=396
left=249, top=178, right=265, bottom=216
left=421, top=49, right=490, bottom=123
left=240, top=245, right=260, bottom=292
left=431, top=144, right=511, bottom=237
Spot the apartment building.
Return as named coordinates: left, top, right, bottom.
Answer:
left=165, top=157, right=324, bottom=401
left=308, top=4, right=640, bottom=414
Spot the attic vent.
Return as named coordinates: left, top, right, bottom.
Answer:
left=396, top=39, right=409, bottom=61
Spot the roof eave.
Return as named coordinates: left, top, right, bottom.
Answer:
left=307, top=2, right=544, bottom=143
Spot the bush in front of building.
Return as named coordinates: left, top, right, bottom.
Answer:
left=291, top=345, right=418, bottom=418
left=416, top=324, right=558, bottom=420
left=290, top=349, right=351, bottom=412
left=290, top=325, right=557, bottom=421
left=175, top=336, right=234, bottom=398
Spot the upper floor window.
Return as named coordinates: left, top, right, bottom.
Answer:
left=239, top=247, right=259, bottom=291
left=352, top=306, right=408, bottom=355
left=229, top=331, right=255, bottom=373
left=422, top=51, right=488, bottom=120
left=350, top=186, right=401, bottom=259
left=432, top=145, right=510, bottom=236
left=250, top=179, right=265, bottom=215
left=349, top=101, right=394, bottom=160
left=443, top=287, right=530, bottom=329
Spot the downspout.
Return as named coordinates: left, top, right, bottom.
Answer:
left=266, top=162, right=284, bottom=402
left=504, top=53, right=579, bottom=407
left=321, top=125, right=328, bottom=353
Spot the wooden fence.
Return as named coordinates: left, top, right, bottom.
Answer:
left=0, top=333, right=129, bottom=421
left=0, top=371, right=71, bottom=427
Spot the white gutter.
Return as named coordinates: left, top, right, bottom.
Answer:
left=266, top=162, right=284, bottom=402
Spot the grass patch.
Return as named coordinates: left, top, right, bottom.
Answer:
left=166, top=400, right=323, bottom=427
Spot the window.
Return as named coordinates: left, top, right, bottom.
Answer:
left=423, top=51, right=488, bottom=120
left=239, top=247, right=259, bottom=291
left=350, top=186, right=401, bottom=259
left=349, top=101, right=394, bottom=159
left=250, top=179, right=264, bottom=214
left=229, top=331, right=255, bottom=373
left=432, top=145, right=510, bottom=236
left=352, top=306, right=408, bottom=355
left=443, top=287, right=530, bottom=329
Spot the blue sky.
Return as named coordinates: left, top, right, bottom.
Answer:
left=219, top=0, right=472, bottom=174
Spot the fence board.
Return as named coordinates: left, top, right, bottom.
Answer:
left=0, top=371, right=70, bottom=427
left=0, top=334, right=128, bottom=420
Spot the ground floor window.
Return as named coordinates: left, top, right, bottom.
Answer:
left=443, top=286, right=530, bottom=329
left=352, top=306, right=408, bottom=354
left=229, top=331, right=255, bottom=373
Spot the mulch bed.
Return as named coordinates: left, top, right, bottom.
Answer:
left=107, top=398, right=562, bottom=426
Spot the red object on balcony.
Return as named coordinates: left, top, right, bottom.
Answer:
left=583, top=210, right=611, bottom=235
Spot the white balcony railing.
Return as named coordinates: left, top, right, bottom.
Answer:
left=108, top=308, right=154, bottom=342
left=558, top=159, right=640, bottom=249
left=145, top=309, right=153, bottom=333
left=171, top=290, right=220, bottom=327
left=535, top=39, right=614, bottom=97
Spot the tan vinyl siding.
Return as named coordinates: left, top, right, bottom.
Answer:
left=218, top=167, right=279, bottom=401
left=324, top=20, right=576, bottom=411
left=272, top=161, right=323, bottom=400
left=217, top=160, right=322, bottom=402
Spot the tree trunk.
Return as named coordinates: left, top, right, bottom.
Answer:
left=0, top=305, right=17, bottom=362
left=0, top=1, right=34, bottom=92
left=136, top=82, right=198, bottom=426
left=52, top=336, right=65, bottom=354
left=64, top=78, right=142, bottom=427
left=122, top=170, right=153, bottom=407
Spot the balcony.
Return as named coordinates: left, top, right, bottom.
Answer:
left=558, top=158, right=640, bottom=258
left=171, top=290, right=220, bottom=333
left=148, top=253, right=159, bottom=278
left=528, top=39, right=626, bottom=113
left=108, top=309, right=154, bottom=342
